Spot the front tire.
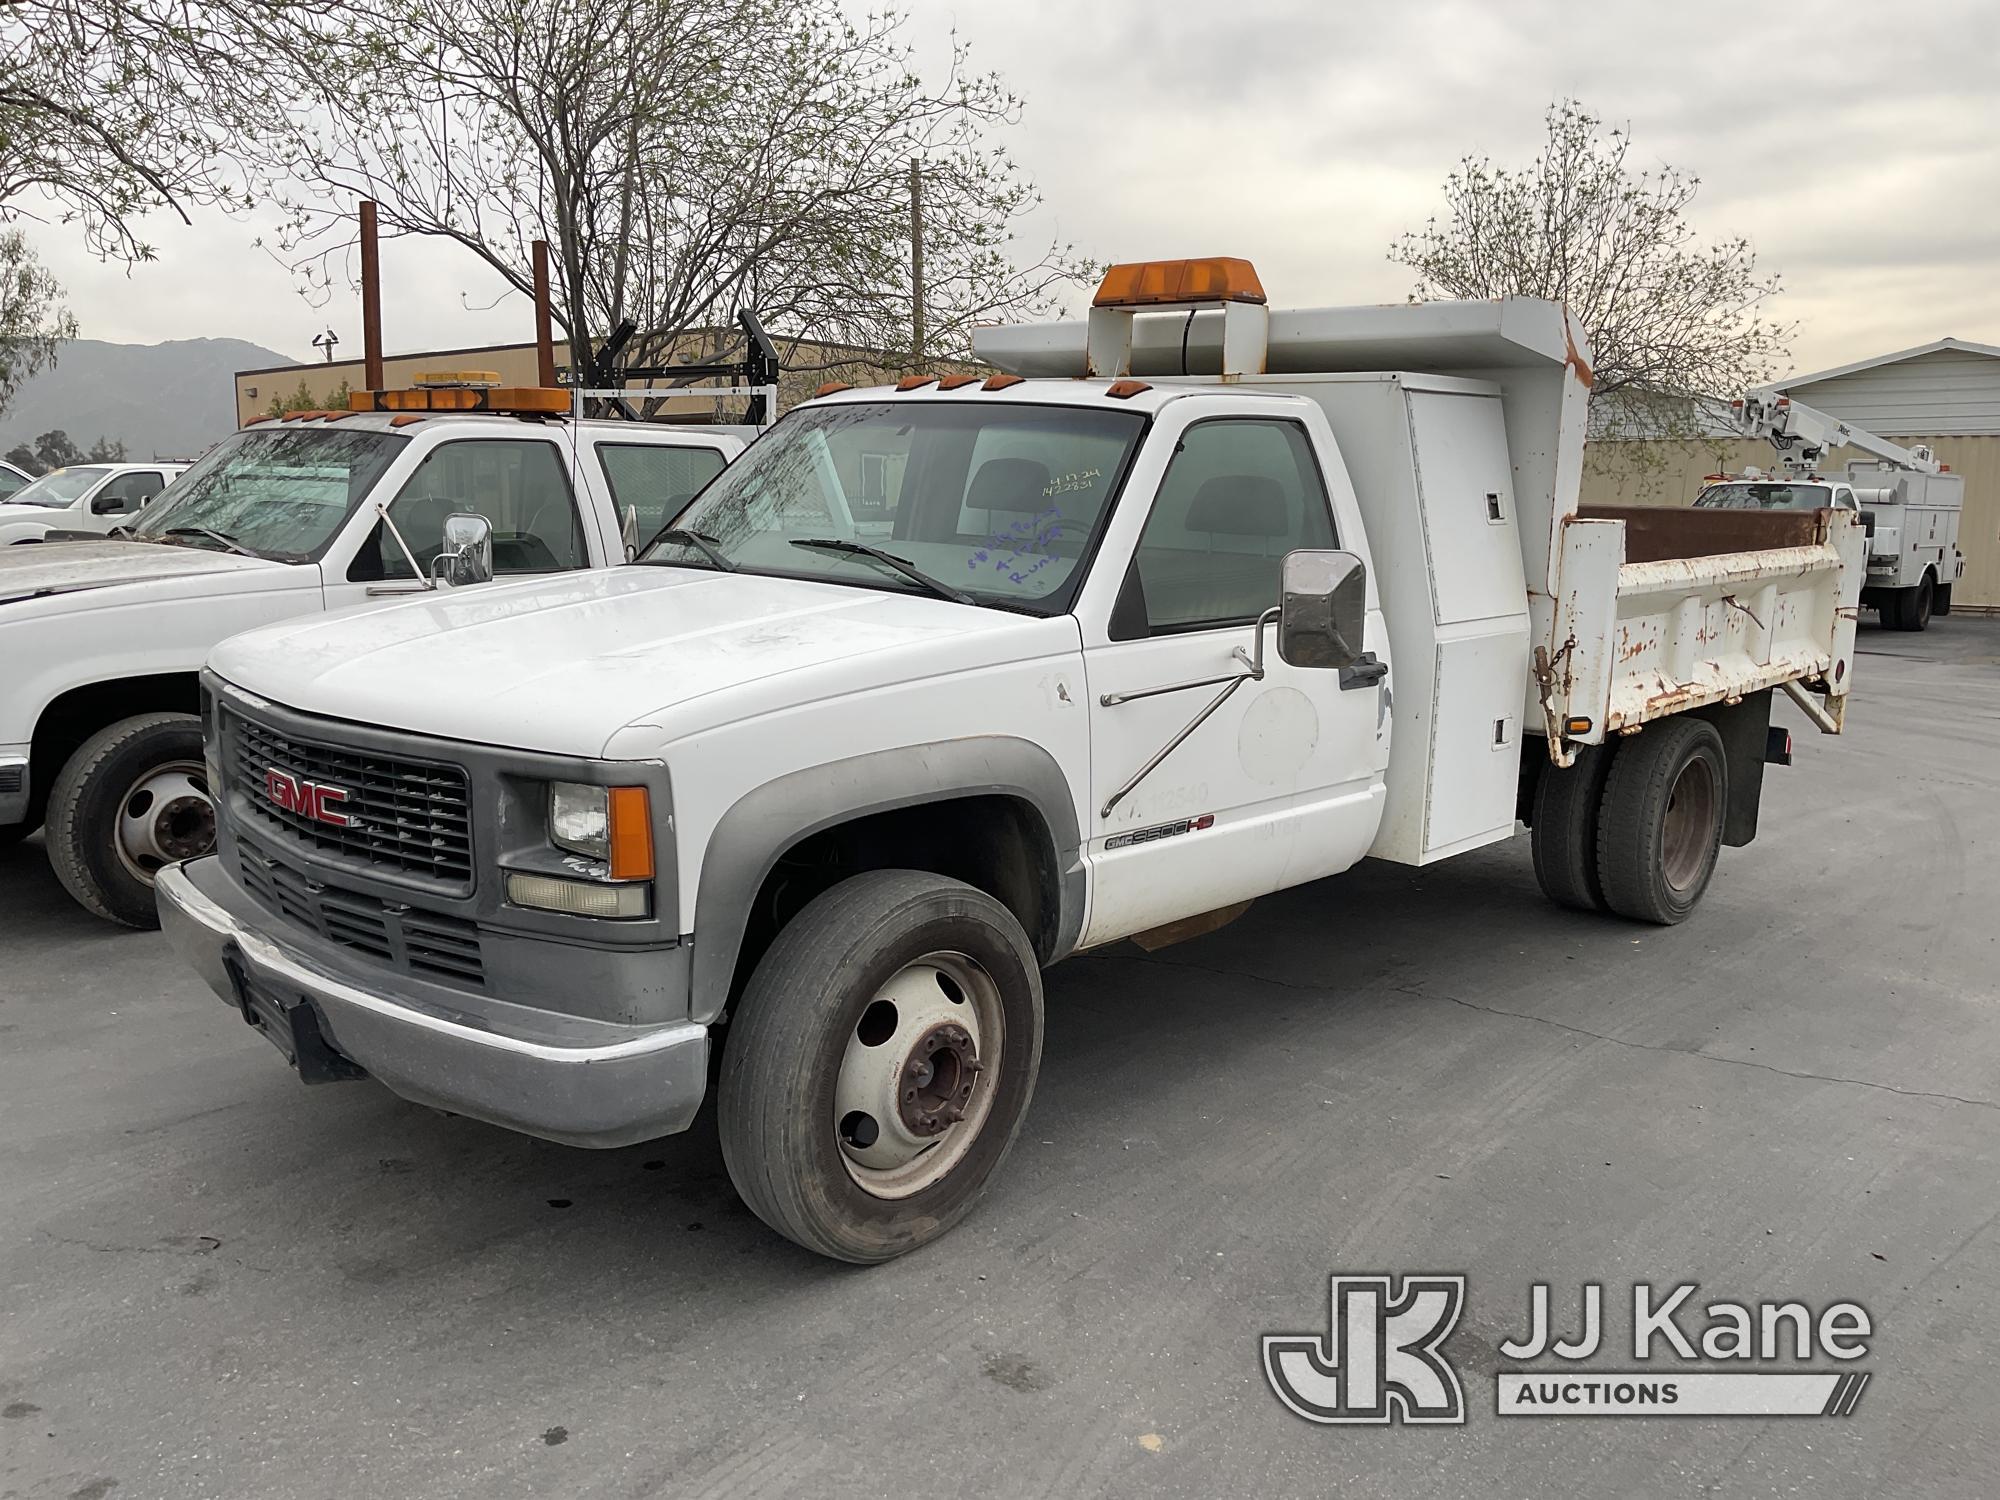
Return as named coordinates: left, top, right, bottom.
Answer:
left=718, top=870, right=1043, bottom=1263
left=45, top=713, right=215, bottom=928
left=1596, top=718, right=1727, bottom=925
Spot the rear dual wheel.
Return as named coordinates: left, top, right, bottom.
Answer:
left=718, top=870, right=1043, bottom=1263
left=1533, top=718, right=1727, bottom=926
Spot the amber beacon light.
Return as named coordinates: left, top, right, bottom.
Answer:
left=1092, top=257, right=1267, bottom=308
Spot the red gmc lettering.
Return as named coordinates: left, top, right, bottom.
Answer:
left=264, top=768, right=358, bottom=828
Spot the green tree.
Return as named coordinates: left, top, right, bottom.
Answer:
left=33, top=429, right=81, bottom=470
left=0, top=228, right=78, bottom=416
left=0, top=2, right=324, bottom=265
left=5, top=442, right=44, bottom=475
left=265, top=377, right=351, bottom=417
left=85, top=435, right=126, bottom=461
left=1392, top=101, right=1789, bottom=444
left=273, top=0, right=1091, bottom=378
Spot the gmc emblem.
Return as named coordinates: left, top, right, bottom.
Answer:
left=264, top=767, right=360, bottom=829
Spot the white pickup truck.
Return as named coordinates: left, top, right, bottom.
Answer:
left=1, top=404, right=746, bottom=925
left=0, top=461, right=187, bottom=543
left=157, top=260, right=1864, bottom=1262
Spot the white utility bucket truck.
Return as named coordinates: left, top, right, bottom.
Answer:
left=1698, top=391, right=1963, bottom=631
left=157, top=258, right=1865, bottom=1262
left=0, top=377, right=756, bottom=926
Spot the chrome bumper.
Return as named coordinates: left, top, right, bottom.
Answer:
left=157, top=857, right=709, bottom=1148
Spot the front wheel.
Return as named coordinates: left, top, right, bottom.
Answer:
left=45, top=713, right=215, bottom=927
left=718, top=870, right=1044, bottom=1263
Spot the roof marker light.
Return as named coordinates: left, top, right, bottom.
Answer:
left=982, top=373, right=1024, bottom=391
left=896, top=374, right=938, bottom=391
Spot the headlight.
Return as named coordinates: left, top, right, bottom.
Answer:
left=549, top=782, right=610, bottom=859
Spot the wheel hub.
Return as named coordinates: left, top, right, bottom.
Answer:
left=833, top=953, right=1002, bottom=1199
left=897, top=1022, right=981, bottom=1137
left=116, top=762, right=215, bottom=883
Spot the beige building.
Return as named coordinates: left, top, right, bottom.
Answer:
left=1584, top=338, right=2000, bottom=613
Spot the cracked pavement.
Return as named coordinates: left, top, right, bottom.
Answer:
left=2, top=617, right=1997, bottom=1499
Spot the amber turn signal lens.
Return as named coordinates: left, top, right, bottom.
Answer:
left=607, top=786, right=654, bottom=881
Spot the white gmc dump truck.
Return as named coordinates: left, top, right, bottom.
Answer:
left=0, top=399, right=744, bottom=925
left=158, top=260, right=1864, bottom=1262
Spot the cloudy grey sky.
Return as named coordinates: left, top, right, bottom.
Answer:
left=35, top=0, right=2000, bottom=377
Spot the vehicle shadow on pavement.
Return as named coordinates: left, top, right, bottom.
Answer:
left=1, top=827, right=1652, bottom=1315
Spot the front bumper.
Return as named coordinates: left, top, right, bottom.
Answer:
left=158, top=856, right=709, bottom=1148
left=0, top=750, right=28, bottom=826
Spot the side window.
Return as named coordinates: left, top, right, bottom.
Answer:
left=93, top=471, right=163, bottom=513
left=596, top=443, right=728, bottom=545
left=1834, top=488, right=1856, bottom=511
left=353, top=439, right=585, bottom=581
left=1120, top=419, right=1337, bottom=636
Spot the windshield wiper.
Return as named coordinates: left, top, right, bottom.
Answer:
left=160, top=526, right=259, bottom=559
left=644, top=527, right=737, bottom=571
left=789, top=537, right=975, bottom=605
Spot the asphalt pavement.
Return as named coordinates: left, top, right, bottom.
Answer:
left=3, top=616, right=1997, bottom=1500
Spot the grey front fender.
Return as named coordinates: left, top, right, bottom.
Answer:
left=689, top=736, right=1084, bottom=1021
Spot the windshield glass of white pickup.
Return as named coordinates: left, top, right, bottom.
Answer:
left=132, top=427, right=410, bottom=560
left=10, top=467, right=110, bottom=507
left=1693, top=482, right=1832, bottom=511
left=645, top=400, right=1147, bottom=611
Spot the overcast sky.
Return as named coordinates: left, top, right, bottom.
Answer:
left=34, top=0, right=2000, bottom=378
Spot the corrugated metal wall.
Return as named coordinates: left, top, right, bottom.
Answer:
left=1583, top=434, right=2000, bottom=611
left=1778, top=348, right=2000, bottom=436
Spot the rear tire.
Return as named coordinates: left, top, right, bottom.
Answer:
left=1531, top=741, right=1617, bottom=911
left=718, top=869, right=1043, bottom=1263
left=1596, top=718, right=1727, bottom=925
left=1909, top=574, right=1934, bottom=631
left=1934, top=582, right=1953, bottom=617
left=45, top=713, right=215, bottom=928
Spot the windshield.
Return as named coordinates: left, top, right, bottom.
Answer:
left=641, top=400, right=1147, bottom=611
left=133, top=426, right=410, bottom=559
left=9, top=467, right=111, bottom=508
left=1694, top=482, right=1833, bottom=512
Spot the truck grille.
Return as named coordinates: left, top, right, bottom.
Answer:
left=228, top=710, right=474, bottom=886
left=238, top=845, right=486, bottom=986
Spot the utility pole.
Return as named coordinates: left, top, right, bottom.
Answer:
left=909, top=157, right=925, bottom=362
left=532, top=240, right=558, bottom=388
left=359, top=200, right=384, bottom=393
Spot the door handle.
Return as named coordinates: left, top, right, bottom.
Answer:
left=1339, top=652, right=1387, bottom=690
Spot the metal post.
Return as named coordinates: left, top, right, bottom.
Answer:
left=532, top=240, right=557, bottom=388
left=909, top=158, right=924, bottom=363
left=359, top=200, right=384, bottom=393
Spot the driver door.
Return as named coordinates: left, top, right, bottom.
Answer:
left=322, top=436, right=596, bottom=612
left=1080, top=412, right=1389, bottom=947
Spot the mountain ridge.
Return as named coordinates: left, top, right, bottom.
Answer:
left=0, top=336, right=298, bottom=463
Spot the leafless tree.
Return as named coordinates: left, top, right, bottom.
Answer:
left=1392, top=101, right=1790, bottom=443
left=271, top=0, right=1093, bottom=379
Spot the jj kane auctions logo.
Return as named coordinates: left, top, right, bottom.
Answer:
left=1264, top=1275, right=1872, bottom=1423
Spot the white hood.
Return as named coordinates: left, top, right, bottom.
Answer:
left=0, top=538, right=286, bottom=607
left=209, top=566, right=1072, bottom=758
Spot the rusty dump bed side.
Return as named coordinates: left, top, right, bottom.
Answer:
left=1576, top=505, right=1829, bottom=565
left=1542, top=507, right=1865, bottom=759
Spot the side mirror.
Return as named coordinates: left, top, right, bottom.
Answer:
left=438, top=512, right=495, bottom=587
left=92, top=493, right=127, bottom=515
left=1276, top=549, right=1366, bottom=669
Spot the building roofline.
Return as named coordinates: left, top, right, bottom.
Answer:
left=1758, top=336, right=2000, bottom=393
